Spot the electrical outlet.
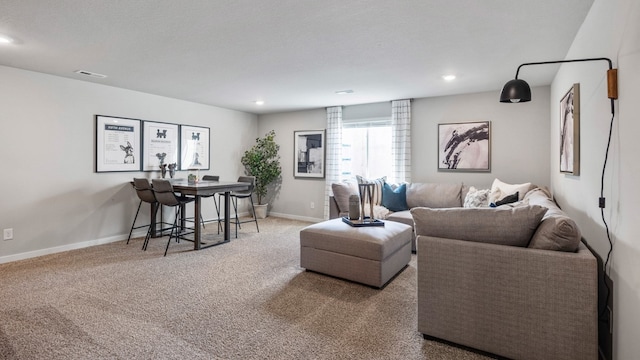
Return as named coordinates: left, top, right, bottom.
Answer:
left=3, top=228, right=13, bottom=240
left=310, top=202, right=315, bottom=209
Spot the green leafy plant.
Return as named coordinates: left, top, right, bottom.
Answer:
left=241, top=130, right=282, bottom=205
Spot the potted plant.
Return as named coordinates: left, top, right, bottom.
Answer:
left=241, top=130, right=282, bottom=218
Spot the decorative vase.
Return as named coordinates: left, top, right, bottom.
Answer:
left=160, top=164, right=167, bottom=178
left=348, top=195, right=360, bottom=220
left=168, top=163, right=176, bottom=178
left=254, top=204, right=268, bottom=219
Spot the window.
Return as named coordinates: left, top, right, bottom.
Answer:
left=340, top=119, right=392, bottom=181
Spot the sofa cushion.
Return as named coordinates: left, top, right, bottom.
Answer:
left=356, top=175, right=385, bottom=206
left=525, top=188, right=581, bottom=252
left=406, top=183, right=462, bottom=208
left=382, top=182, right=408, bottom=212
left=489, top=178, right=533, bottom=202
left=463, top=186, right=490, bottom=208
left=411, top=205, right=547, bottom=247
left=331, top=182, right=358, bottom=213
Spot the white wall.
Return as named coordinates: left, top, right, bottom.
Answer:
left=550, top=0, right=640, bottom=358
left=0, top=65, right=257, bottom=263
left=258, top=88, right=551, bottom=221
left=412, top=88, right=550, bottom=188
left=258, top=108, right=327, bottom=221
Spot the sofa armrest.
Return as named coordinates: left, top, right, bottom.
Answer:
left=329, top=196, right=341, bottom=219
left=417, top=235, right=597, bottom=360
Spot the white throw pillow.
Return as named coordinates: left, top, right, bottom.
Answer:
left=355, top=175, right=386, bottom=206
left=463, top=186, right=490, bottom=208
left=489, top=178, right=532, bottom=202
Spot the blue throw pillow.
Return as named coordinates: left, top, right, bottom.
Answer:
left=381, top=182, right=408, bottom=212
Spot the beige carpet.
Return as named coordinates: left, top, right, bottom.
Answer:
left=0, top=217, right=490, bottom=359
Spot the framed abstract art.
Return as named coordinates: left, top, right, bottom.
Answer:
left=438, top=121, right=491, bottom=172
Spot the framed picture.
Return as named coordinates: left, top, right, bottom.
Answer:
left=180, top=125, right=210, bottom=170
left=142, top=121, right=179, bottom=171
left=294, top=130, right=325, bottom=178
left=95, top=115, right=141, bottom=172
left=438, top=121, right=491, bottom=172
left=560, top=83, right=580, bottom=175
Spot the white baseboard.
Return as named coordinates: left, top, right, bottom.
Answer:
left=268, top=212, right=323, bottom=223
left=0, top=229, right=148, bottom=265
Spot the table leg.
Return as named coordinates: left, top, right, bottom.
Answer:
left=194, top=196, right=201, bottom=250
left=150, top=202, right=158, bottom=238
left=224, top=191, right=230, bottom=241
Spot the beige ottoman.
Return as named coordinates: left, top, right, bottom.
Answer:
left=300, top=218, right=412, bottom=288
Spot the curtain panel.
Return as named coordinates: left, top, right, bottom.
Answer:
left=391, top=99, right=411, bottom=184
left=324, top=106, right=343, bottom=219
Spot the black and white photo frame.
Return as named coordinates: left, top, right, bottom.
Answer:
left=294, top=129, right=325, bottom=178
left=142, top=121, right=179, bottom=171
left=180, top=125, right=210, bottom=170
left=560, top=83, right=580, bottom=175
left=95, top=115, right=141, bottom=172
left=438, top=121, right=491, bottom=172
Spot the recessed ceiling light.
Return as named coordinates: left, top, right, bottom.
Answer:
left=0, top=34, right=15, bottom=44
left=74, top=70, right=107, bottom=78
left=442, top=74, right=456, bottom=81
left=335, top=90, right=354, bottom=95
left=254, top=100, right=265, bottom=105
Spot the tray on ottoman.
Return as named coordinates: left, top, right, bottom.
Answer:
left=300, top=218, right=412, bottom=288
left=342, top=216, right=384, bottom=227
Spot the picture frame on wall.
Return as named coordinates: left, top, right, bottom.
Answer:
left=179, top=125, right=210, bottom=170
left=95, top=115, right=141, bottom=172
left=560, top=83, right=580, bottom=175
left=438, top=121, right=491, bottom=172
left=142, top=121, right=179, bottom=171
left=294, top=130, right=325, bottom=178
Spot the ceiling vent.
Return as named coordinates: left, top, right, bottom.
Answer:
left=74, top=70, right=107, bottom=78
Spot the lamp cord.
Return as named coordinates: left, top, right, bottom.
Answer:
left=599, top=98, right=615, bottom=319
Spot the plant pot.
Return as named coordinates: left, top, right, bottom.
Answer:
left=253, top=204, right=268, bottom=219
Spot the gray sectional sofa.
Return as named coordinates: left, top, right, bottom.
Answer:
left=328, top=180, right=598, bottom=359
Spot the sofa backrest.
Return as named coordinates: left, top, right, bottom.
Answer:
left=406, top=183, right=463, bottom=208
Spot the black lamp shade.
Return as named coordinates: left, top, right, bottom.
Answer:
left=499, top=79, right=532, bottom=103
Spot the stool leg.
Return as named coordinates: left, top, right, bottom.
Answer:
left=127, top=200, right=143, bottom=244
left=164, top=207, right=180, bottom=257
left=143, top=204, right=160, bottom=251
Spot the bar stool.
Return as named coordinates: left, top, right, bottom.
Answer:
left=127, top=178, right=158, bottom=247
left=227, top=176, right=260, bottom=238
left=151, top=179, right=196, bottom=256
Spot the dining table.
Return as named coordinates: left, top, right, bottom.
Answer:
left=147, top=179, right=251, bottom=250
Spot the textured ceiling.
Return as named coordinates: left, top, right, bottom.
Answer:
left=0, top=1, right=594, bottom=115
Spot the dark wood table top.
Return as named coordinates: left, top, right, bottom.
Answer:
left=164, top=179, right=250, bottom=196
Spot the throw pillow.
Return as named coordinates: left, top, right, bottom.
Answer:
left=411, top=205, right=547, bottom=247
left=491, top=192, right=519, bottom=207
left=489, top=178, right=533, bottom=202
left=463, top=186, right=490, bottom=208
left=381, top=182, right=408, bottom=212
left=331, top=182, right=358, bottom=213
left=356, top=175, right=386, bottom=206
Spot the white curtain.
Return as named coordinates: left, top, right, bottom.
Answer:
left=391, top=99, right=411, bottom=184
left=324, top=106, right=343, bottom=219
